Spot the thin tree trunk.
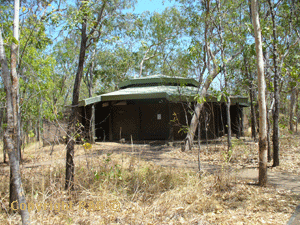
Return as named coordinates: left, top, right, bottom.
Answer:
left=236, top=103, right=241, bottom=139
left=265, top=51, right=272, bottom=162
left=245, top=54, right=257, bottom=142
left=267, top=104, right=271, bottom=162
left=65, top=18, right=87, bottom=190
left=252, top=0, right=268, bottom=186
left=184, top=68, right=220, bottom=151
left=88, top=54, right=95, bottom=144
left=65, top=0, right=107, bottom=189
left=289, top=86, right=296, bottom=132
left=36, top=97, right=42, bottom=142
left=217, top=0, right=231, bottom=151
left=267, top=0, right=280, bottom=167
left=226, top=96, right=231, bottom=150
left=250, top=86, right=258, bottom=142
left=2, top=108, right=7, bottom=163
left=183, top=49, right=242, bottom=151
left=296, top=90, right=299, bottom=133
left=267, top=97, right=274, bottom=162
left=197, top=121, right=201, bottom=172
left=239, top=103, right=244, bottom=136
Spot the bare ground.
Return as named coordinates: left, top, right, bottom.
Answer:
left=0, top=133, right=300, bottom=224
left=1, top=138, right=299, bottom=194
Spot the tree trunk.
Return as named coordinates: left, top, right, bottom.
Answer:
left=296, top=90, right=299, bottom=133
left=217, top=0, right=231, bottom=151
left=267, top=0, right=280, bottom=167
left=65, top=0, right=108, bottom=188
left=65, top=19, right=87, bottom=190
left=236, top=103, right=241, bottom=139
left=184, top=68, right=220, bottom=151
left=226, top=96, right=231, bottom=150
left=244, top=52, right=257, bottom=141
left=250, top=87, right=258, bottom=142
left=267, top=97, right=274, bottom=162
left=267, top=104, right=272, bottom=162
left=289, top=86, right=296, bottom=132
left=197, top=121, right=201, bottom=172
left=2, top=108, right=7, bottom=163
left=88, top=57, right=95, bottom=144
left=36, top=97, right=42, bottom=142
left=252, top=0, right=268, bottom=186
left=239, top=103, right=244, bottom=136
left=0, top=2, right=30, bottom=222
left=246, top=60, right=257, bottom=142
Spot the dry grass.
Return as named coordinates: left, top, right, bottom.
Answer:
left=0, top=131, right=299, bottom=224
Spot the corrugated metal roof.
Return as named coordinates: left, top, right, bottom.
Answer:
left=119, top=74, right=199, bottom=89
left=79, top=85, right=249, bottom=107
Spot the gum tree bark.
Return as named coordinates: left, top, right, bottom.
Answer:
left=251, top=0, right=268, bottom=186
left=0, top=0, right=30, bottom=223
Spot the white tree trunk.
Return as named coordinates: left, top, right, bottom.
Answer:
left=251, top=0, right=268, bottom=186
left=0, top=4, right=31, bottom=223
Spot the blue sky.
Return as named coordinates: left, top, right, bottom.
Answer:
left=130, top=0, right=178, bottom=14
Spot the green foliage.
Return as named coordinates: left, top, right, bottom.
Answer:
left=223, top=149, right=233, bottom=163
left=28, top=130, right=35, bottom=138
left=1, top=0, right=299, bottom=144
left=194, top=94, right=206, bottom=104
left=93, top=154, right=123, bottom=181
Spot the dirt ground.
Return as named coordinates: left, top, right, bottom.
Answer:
left=0, top=134, right=299, bottom=224
left=1, top=136, right=300, bottom=193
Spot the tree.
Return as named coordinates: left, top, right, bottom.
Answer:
left=0, top=0, right=30, bottom=223
left=181, top=0, right=245, bottom=151
left=251, top=0, right=268, bottom=186
left=267, top=0, right=280, bottom=167
left=216, top=0, right=231, bottom=151
left=132, top=8, right=184, bottom=77
left=65, top=0, right=104, bottom=190
left=65, top=0, right=134, bottom=190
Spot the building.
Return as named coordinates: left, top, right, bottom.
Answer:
left=78, top=75, right=248, bottom=142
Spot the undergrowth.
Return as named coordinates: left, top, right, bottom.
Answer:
left=0, top=140, right=299, bottom=224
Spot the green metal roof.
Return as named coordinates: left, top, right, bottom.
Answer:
left=119, top=74, right=199, bottom=89
left=79, top=85, right=249, bottom=107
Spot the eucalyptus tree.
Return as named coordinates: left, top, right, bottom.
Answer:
left=0, top=0, right=30, bottom=223
left=64, top=0, right=136, bottom=190
left=1, top=0, right=62, bottom=146
left=16, top=0, right=61, bottom=147
left=251, top=0, right=268, bottom=186
left=89, top=46, right=136, bottom=93
left=51, top=35, right=80, bottom=110
left=285, top=48, right=300, bottom=133
left=243, top=49, right=258, bottom=141
left=261, top=0, right=300, bottom=167
left=0, top=3, right=62, bottom=223
left=132, top=7, right=185, bottom=77
left=179, top=0, right=246, bottom=151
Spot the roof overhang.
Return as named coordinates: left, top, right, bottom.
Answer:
left=79, top=86, right=249, bottom=107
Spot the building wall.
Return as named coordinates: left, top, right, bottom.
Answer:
left=111, top=105, right=140, bottom=140
left=139, top=103, right=169, bottom=140
left=81, top=99, right=244, bottom=142
left=95, top=103, right=110, bottom=141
